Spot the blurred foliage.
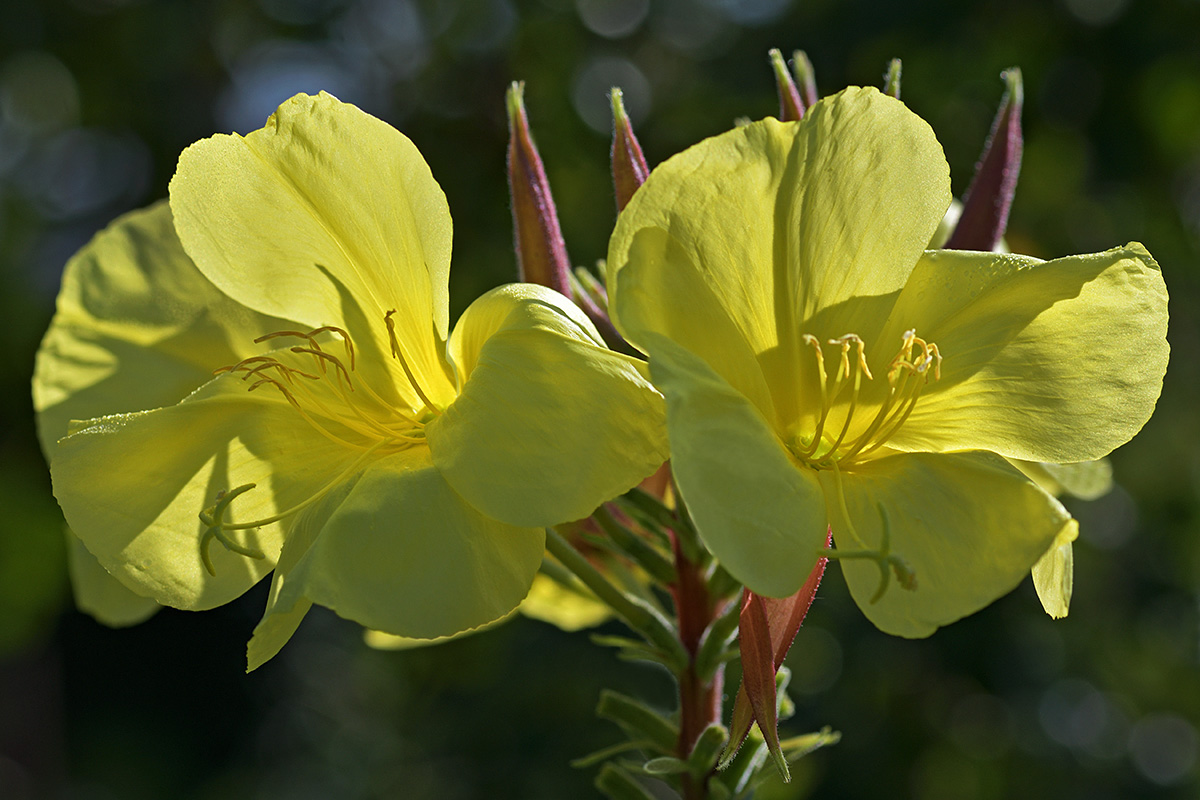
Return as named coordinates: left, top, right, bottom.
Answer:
left=2, top=0, right=1200, bottom=798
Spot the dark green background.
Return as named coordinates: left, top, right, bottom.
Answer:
left=2, top=0, right=1199, bottom=797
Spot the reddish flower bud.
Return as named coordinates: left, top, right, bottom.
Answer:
left=944, top=68, right=1024, bottom=251
left=506, top=81, right=572, bottom=296
left=610, top=87, right=650, bottom=212
left=770, top=48, right=805, bottom=122
left=791, top=50, right=818, bottom=109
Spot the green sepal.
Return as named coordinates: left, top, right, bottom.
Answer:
left=611, top=488, right=678, bottom=548
left=716, top=739, right=768, bottom=798
left=595, top=763, right=658, bottom=800
left=596, top=690, right=680, bottom=755
left=779, top=726, right=841, bottom=760
left=571, top=740, right=656, bottom=770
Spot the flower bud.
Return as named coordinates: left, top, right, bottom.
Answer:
left=770, top=48, right=805, bottom=122
left=610, top=87, right=650, bottom=212
left=944, top=68, right=1024, bottom=251
left=506, top=81, right=572, bottom=296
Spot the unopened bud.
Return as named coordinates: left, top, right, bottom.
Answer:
left=506, top=81, right=572, bottom=296
left=610, top=87, right=650, bottom=212
left=769, top=48, right=805, bottom=122
left=791, top=50, right=818, bottom=108
left=944, top=68, right=1024, bottom=251
left=883, top=58, right=902, bottom=99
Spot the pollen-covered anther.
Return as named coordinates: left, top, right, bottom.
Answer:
left=792, top=329, right=942, bottom=467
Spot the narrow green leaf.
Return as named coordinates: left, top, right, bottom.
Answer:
left=643, top=756, right=689, bottom=775
left=596, top=764, right=658, bottom=800
left=571, top=740, right=656, bottom=769
left=597, top=690, right=680, bottom=755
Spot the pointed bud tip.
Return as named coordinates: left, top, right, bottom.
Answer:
left=769, top=47, right=805, bottom=122
left=1002, top=66, right=1024, bottom=106
left=884, top=58, right=902, bottom=99
left=505, top=80, right=526, bottom=123
left=791, top=49, right=817, bottom=107
left=610, top=86, right=629, bottom=123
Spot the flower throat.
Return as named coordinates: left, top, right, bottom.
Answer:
left=789, top=329, right=941, bottom=469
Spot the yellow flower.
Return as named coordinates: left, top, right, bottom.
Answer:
left=607, top=87, right=1167, bottom=636
left=35, top=93, right=667, bottom=668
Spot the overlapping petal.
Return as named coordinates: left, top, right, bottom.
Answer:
left=881, top=246, right=1168, bottom=462
left=33, top=202, right=298, bottom=622
left=823, top=452, right=1070, bottom=636
left=641, top=333, right=827, bottom=598
left=64, top=530, right=158, bottom=627
left=609, top=87, right=951, bottom=404
left=169, top=92, right=456, bottom=411
left=51, top=376, right=361, bottom=609
left=428, top=284, right=668, bottom=528
left=1032, top=519, right=1078, bottom=619
left=32, top=202, right=295, bottom=453
left=247, top=448, right=544, bottom=670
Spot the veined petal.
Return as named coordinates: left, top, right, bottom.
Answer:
left=609, top=226, right=777, bottom=422
left=248, top=447, right=543, bottom=669
left=643, top=333, right=827, bottom=598
left=169, top=92, right=455, bottom=410
left=428, top=285, right=668, bottom=528
left=1032, top=519, right=1078, bottom=619
left=883, top=245, right=1168, bottom=462
left=51, top=375, right=363, bottom=610
left=608, top=87, right=949, bottom=392
left=65, top=529, right=159, bottom=627
left=32, top=202, right=295, bottom=455
left=823, top=451, right=1069, bottom=637
left=444, top=283, right=604, bottom=384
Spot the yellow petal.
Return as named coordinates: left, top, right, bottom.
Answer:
left=247, top=447, right=544, bottom=669
left=169, top=92, right=455, bottom=410
left=51, top=375, right=363, bottom=610
left=823, top=451, right=1070, bottom=637
left=65, top=529, right=159, bottom=627
left=642, top=332, right=828, bottom=598
left=1032, top=519, right=1078, bottom=619
left=32, top=202, right=294, bottom=455
left=608, top=87, right=950, bottom=400
left=428, top=284, right=668, bottom=528
left=884, top=245, right=1168, bottom=462
left=1010, top=458, right=1113, bottom=501
left=518, top=574, right=611, bottom=631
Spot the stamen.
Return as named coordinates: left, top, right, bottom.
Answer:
left=789, top=329, right=941, bottom=468
left=385, top=309, right=439, bottom=413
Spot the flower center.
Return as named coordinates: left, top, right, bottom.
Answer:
left=217, top=313, right=438, bottom=453
left=198, top=312, right=444, bottom=574
left=788, top=329, right=941, bottom=469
